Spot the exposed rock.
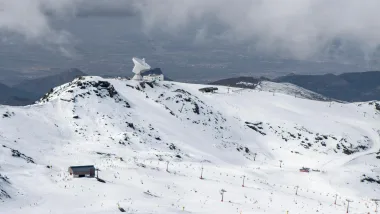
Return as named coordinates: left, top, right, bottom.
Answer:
left=2, top=145, right=35, bottom=163
left=245, top=122, right=266, bottom=136
left=169, top=143, right=177, bottom=150
left=376, top=103, right=380, bottom=111
left=361, top=175, right=380, bottom=184
left=2, top=111, right=15, bottom=118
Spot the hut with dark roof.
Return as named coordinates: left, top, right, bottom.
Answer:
left=199, top=87, right=218, bottom=93
left=68, top=165, right=95, bottom=178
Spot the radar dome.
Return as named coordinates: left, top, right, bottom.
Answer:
left=132, top=57, right=151, bottom=81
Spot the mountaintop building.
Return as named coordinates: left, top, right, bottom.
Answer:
left=68, top=165, right=95, bottom=178
left=143, top=74, right=164, bottom=82
left=199, top=87, right=218, bottom=93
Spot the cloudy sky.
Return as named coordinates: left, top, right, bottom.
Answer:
left=0, top=0, right=379, bottom=83
left=1, top=0, right=379, bottom=60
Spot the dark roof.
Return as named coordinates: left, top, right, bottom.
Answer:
left=141, top=68, right=173, bottom=81
left=69, top=165, right=95, bottom=169
left=199, top=87, right=218, bottom=91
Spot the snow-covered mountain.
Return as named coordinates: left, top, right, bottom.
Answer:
left=256, top=81, right=334, bottom=101
left=210, top=77, right=334, bottom=101
left=0, top=76, right=379, bottom=214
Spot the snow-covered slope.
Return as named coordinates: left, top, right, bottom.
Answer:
left=256, top=81, right=334, bottom=101
left=0, top=76, right=379, bottom=214
left=210, top=77, right=334, bottom=101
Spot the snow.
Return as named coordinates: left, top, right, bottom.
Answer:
left=257, top=81, right=333, bottom=101
left=0, top=76, right=379, bottom=214
left=236, top=81, right=254, bottom=86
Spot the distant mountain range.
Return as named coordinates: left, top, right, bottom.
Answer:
left=210, top=76, right=268, bottom=88
left=274, top=71, right=380, bottom=102
left=209, top=71, right=380, bottom=102
left=14, top=68, right=87, bottom=98
left=0, top=83, right=37, bottom=106
left=1, top=69, right=378, bottom=106
left=0, top=68, right=87, bottom=106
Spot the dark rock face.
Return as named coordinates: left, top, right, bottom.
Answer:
left=192, top=102, right=200, bottom=115
left=2, top=111, right=15, bottom=118
left=0, top=189, right=10, bottom=199
left=2, top=145, right=35, bottom=163
left=236, top=146, right=250, bottom=154
left=361, top=175, right=380, bottom=184
left=245, top=122, right=266, bottom=136
left=127, top=123, right=135, bottom=129
left=92, top=81, right=110, bottom=88
left=169, top=143, right=177, bottom=150
left=0, top=173, right=11, bottom=199
left=0, top=174, right=10, bottom=184
left=88, top=81, right=118, bottom=99
left=245, top=121, right=370, bottom=155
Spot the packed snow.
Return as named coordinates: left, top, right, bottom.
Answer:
left=257, top=81, right=334, bottom=101
left=0, top=76, right=379, bottom=214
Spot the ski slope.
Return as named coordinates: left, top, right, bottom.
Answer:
left=257, top=81, right=335, bottom=101
left=0, top=76, right=379, bottom=214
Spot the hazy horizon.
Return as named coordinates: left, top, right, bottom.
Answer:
left=1, top=0, right=380, bottom=85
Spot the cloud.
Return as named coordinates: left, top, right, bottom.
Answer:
left=1, top=0, right=380, bottom=61
left=0, top=0, right=79, bottom=57
left=0, top=0, right=76, bottom=42
left=135, top=0, right=380, bottom=60
left=73, top=0, right=136, bottom=17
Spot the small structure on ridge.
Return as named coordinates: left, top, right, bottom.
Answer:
left=199, top=87, right=218, bottom=93
left=68, top=165, right=96, bottom=178
left=143, top=73, right=164, bottom=82
left=299, top=167, right=310, bottom=173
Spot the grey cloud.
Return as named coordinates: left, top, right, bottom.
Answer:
left=44, top=0, right=137, bottom=18
left=1, top=0, right=380, bottom=61
left=135, top=0, right=380, bottom=60
left=0, top=0, right=78, bottom=56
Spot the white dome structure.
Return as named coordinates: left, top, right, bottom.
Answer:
left=132, top=57, right=151, bottom=81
